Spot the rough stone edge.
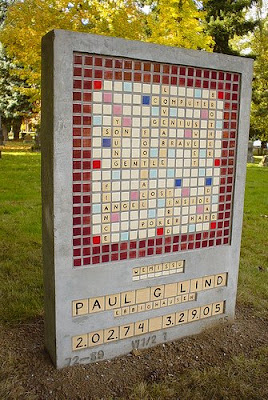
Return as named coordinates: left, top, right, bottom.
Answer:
left=41, top=30, right=56, bottom=365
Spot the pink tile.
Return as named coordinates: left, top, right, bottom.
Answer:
left=197, top=205, right=204, bottom=214
left=123, top=117, right=132, bottom=126
left=111, top=213, right=120, bottom=222
left=103, top=92, right=112, bottom=102
left=201, top=110, right=208, bottom=119
left=113, top=105, right=122, bottom=115
left=182, top=188, right=190, bottom=197
left=131, top=191, right=139, bottom=200
left=185, top=129, right=192, bottom=138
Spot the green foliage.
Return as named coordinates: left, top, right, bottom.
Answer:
left=0, top=0, right=146, bottom=108
left=146, top=0, right=214, bottom=50
left=203, top=0, right=257, bottom=54
left=0, top=43, right=32, bottom=123
left=0, top=0, right=32, bottom=128
left=250, top=17, right=268, bottom=141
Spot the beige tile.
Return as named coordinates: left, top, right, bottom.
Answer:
left=181, top=294, right=189, bottom=302
left=132, top=268, right=140, bottom=277
left=151, top=285, right=165, bottom=301
left=121, top=306, right=130, bottom=315
left=148, top=265, right=155, bottom=274
left=104, top=326, right=119, bottom=343
left=177, top=260, right=184, bottom=268
left=164, top=283, right=177, bottom=298
left=163, top=313, right=176, bottom=328
left=137, top=303, right=146, bottom=312
left=105, top=293, right=121, bottom=310
left=72, top=334, right=88, bottom=351
left=88, top=330, right=104, bottom=347
left=123, top=128, right=131, bottom=137
left=136, top=288, right=150, bottom=304
left=114, top=309, right=121, bottom=317
left=134, top=319, right=149, bottom=336
left=167, top=297, right=175, bottom=306
left=178, top=280, right=190, bottom=295
left=169, top=261, right=177, bottom=271
left=215, top=273, right=227, bottom=287
left=102, top=211, right=111, bottom=221
left=140, top=266, right=148, bottom=275
left=120, top=323, right=134, bottom=339
left=102, top=234, right=110, bottom=244
left=102, top=224, right=111, bottom=234
left=201, top=304, right=212, bottom=319
left=188, top=293, right=196, bottom=301
left=176, top=310, right=188, bottom=324
left=130, top=305, right=138, bottom=314
left=161, top=299, right=168, bottom=307
left=152, top=96, right=159, bottom=105
left=188, top=307, right=200, bottom=322
left=72, top=299, right=89, bottom=317
left=89, top=296, right=105, bottom=313
left=190, top=278, right=203, bottom=292
left=202, top=275, right=215, bottom=290
left=131, top=159, right=140, bottom=168
left=149, top=316, right=163, bottom=332
left=153, top=300, right=161, bottom=309
left=103, top=127, right=111, bottom=136
left=212, top=301, right=225, bottom=316
left=175, top=295, right=181, bottom=304
left=162, top=262, right=170, bottom=271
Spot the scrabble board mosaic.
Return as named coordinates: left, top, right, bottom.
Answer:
left=72, top=54, right=240, bottom=267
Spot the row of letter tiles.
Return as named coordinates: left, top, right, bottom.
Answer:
left=132, top=260, right=184, bottom=281
left=72, top=301, right=225, bottom=350
left=72, top=53, right=239, bottom=266
left=72, top=272, right=227, bottom=317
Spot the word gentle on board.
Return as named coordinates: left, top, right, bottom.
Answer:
left=41, top=30, right=253, bottom=368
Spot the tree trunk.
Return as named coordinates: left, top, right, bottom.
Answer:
left=2, top=124, right=8, bottom=141
left=261, top=141, right=267, bottom=155
left=12, top=119, right=22, bottom=140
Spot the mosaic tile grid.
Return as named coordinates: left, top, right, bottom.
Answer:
left=72, top=54, right=240, bottom=267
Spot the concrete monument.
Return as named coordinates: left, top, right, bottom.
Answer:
left=41, top=30, right=253, bottom=368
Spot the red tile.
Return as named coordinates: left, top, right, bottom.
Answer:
left=74, top=55, right=82, bottom=65
left=85, top=56, right=93, bottom=65
left=92, top=160, right=101, bottom=169
left=93, top=236, right=101, bottom=245
left=74, top=259, right=82, bottom=267
left=94, top=57, right=103, bottom=66
left=93, top=80, right=102, bottom=89
left=157, top=227, right=164, bottom=236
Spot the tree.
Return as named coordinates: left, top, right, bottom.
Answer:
left=0, top=0, right=146, bottom=108
left=0, top=43, right=33, bottom=139
left=250, top=16, right=268, bottom=148
left=203, top=0, right=257, bottom=54
left=0, top=0, right=32, bottom=139
left=145, top=0, right=214, bottom=51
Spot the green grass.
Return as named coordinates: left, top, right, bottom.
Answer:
left=0, top=154, right=267, bottom=323
left=238, top=164, right=268, bottom=316
left=0, top=153, right=43, bottom=322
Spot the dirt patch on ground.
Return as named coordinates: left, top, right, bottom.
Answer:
left=0, top=305, right=267, bottom=400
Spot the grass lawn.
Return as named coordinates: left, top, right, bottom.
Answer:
left=0, top=151, right=267, bottom=399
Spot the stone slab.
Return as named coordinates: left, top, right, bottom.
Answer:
left=41, top=30, right=253, bottom=368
